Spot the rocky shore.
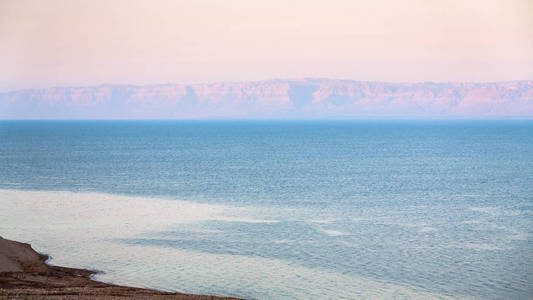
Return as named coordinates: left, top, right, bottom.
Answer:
left=0, top=236, right=241, bottom=300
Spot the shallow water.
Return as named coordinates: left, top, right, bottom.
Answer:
left=1, top=120, right=532, bottom=299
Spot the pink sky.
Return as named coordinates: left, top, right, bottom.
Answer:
left=0, top=0, right=532, bottom=92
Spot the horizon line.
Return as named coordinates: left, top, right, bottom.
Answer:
left=2, top=118, right=533, bottom=121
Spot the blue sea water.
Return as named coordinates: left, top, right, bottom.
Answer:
left=0, top=120, right=532, bottom=299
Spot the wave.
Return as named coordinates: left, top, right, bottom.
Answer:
left=209, top=217, right=280, bottom=224
left=320, top=229, right=348, bottom=236
left=419, top=227, right=437, bottom=233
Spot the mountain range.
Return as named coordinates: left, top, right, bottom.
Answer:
left=1, top=79, right=532, bottom=119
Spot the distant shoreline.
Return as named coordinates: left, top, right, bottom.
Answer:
left=0, top=236, right=241, bottom=299
left=2, top=79, right=531, bottom=119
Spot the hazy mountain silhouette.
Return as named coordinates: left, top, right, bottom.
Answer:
left=1, top=79, right=532, bottom=119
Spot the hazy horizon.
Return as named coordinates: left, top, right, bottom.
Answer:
left=1, top=0, right=532, bottom=118
left=3, top=77, right=533, bottom=94
left=1, top=0, right=532, bottom=92
left=2, top=79, right=532, bottom=119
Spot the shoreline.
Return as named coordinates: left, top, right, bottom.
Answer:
left=0, top=236, right=242, bottom=299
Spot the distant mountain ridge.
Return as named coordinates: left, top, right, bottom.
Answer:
left=1, top=79, right=532, bottom=119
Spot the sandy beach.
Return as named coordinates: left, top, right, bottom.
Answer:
left=0, top=236, right=242, bottom=300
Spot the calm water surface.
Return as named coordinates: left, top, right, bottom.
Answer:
left=0, top=120, right=532, bottom=299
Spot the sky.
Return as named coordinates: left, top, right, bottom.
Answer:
left=0, top=0, right=532, bottom=92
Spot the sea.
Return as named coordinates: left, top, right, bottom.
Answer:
left=0, top=120, right=532, bottom=299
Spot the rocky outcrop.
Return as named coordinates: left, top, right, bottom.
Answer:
left=0, top=236, right=241, bottom=299
left=1, top=79, right=532, bottom=118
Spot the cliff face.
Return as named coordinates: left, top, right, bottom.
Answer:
left=1, top=79, right=532, bottom=119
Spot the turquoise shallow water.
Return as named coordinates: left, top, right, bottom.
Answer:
left=0, top=120, right=532, bottom=299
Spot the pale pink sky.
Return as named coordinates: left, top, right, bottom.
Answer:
left=1, top=0, right=532, bottom=92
